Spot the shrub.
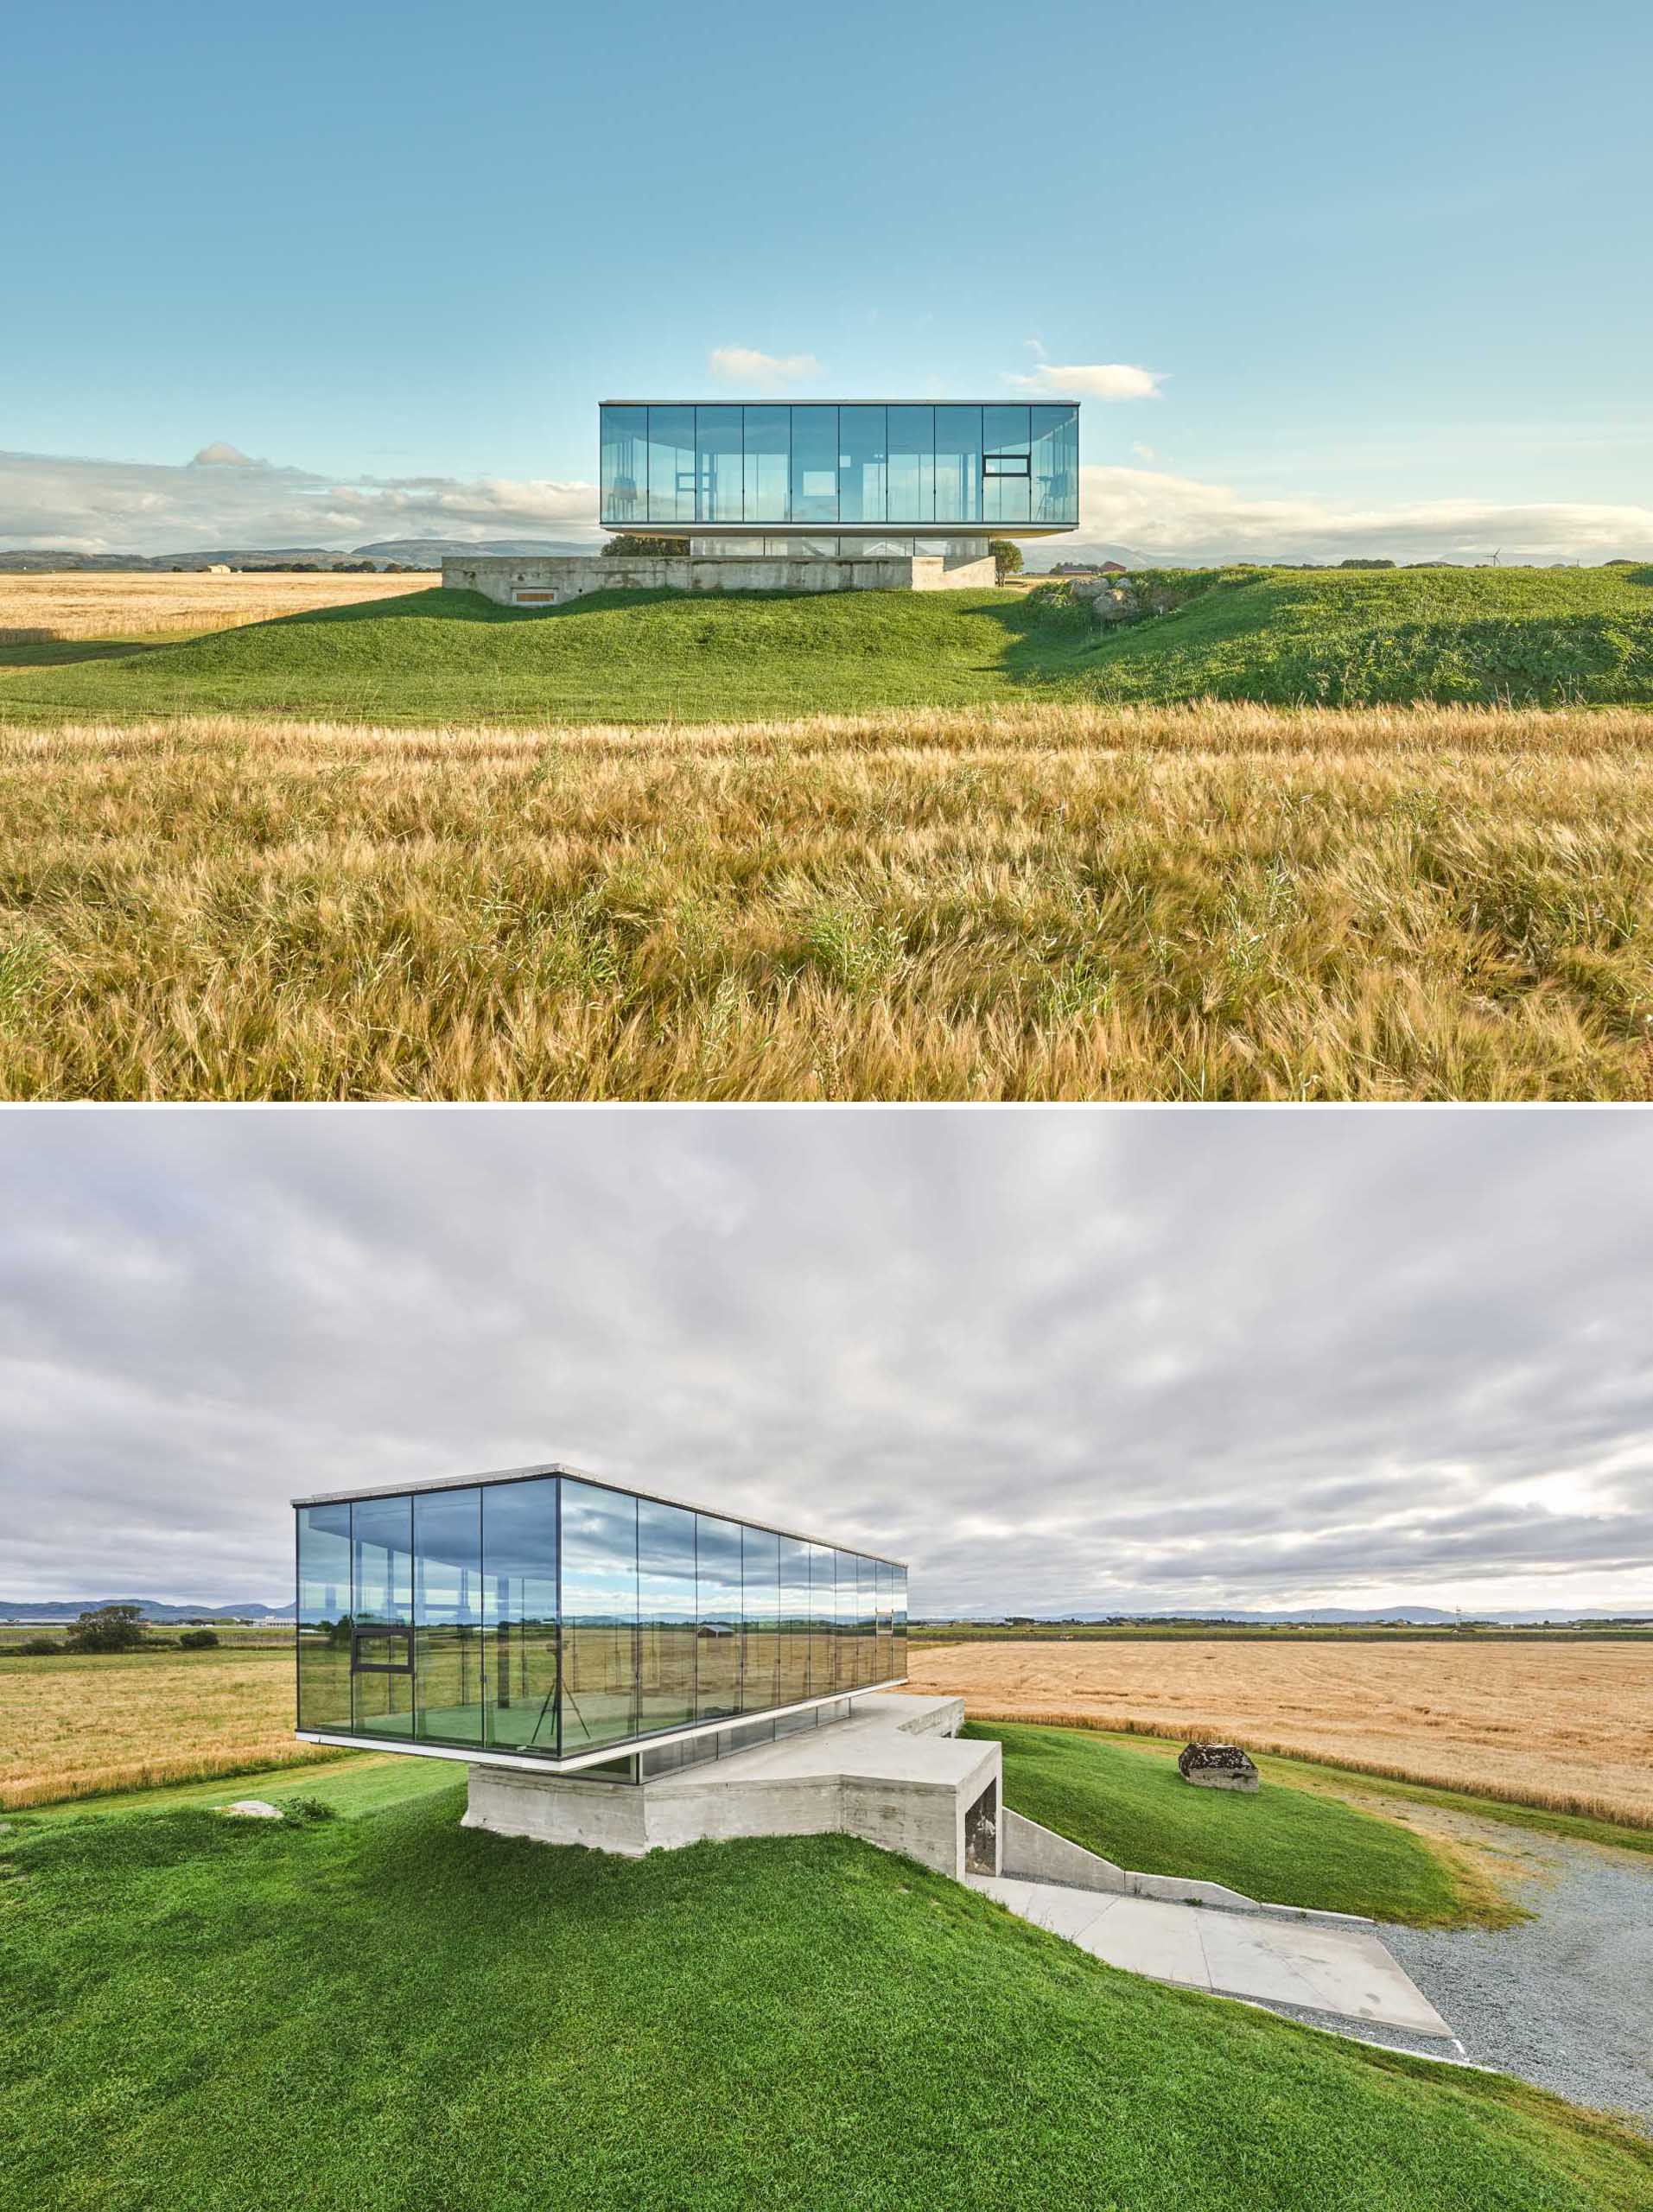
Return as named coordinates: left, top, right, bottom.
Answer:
left=989, top=538, right=1024, bottom=582
left=601, top=534, right=684, bottom=559
left=178, top=1628, right=219, bottom=1649
left=17, top=1636, right=61, bottom=1656
left=281, top=1796, right=338, bottom=1822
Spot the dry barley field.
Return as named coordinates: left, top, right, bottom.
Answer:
left=908, top=1638, right=1653, bottom=1826
left=0, top=568, right=435, bottom=642
left=0, top=1646, right=327, bottom=1809
left=0, top=702, right=1650, bottom=1100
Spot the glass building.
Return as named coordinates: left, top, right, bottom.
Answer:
left=599, top=400, right=1079, bottom=551
left=294, top=1462, right=909, bottom=1777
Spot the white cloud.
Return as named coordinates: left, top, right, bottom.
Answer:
left=1008, top=361, right=1164, bottom=401
left=1131, top=442, right=1159, bottom=463
left=708, top=345, right=823, bottom=391
left=0, top=448, right=600, bottom=554
left=190, top=442, right=258, bottom=468
left=1074, top=461, right=1653, bottom=566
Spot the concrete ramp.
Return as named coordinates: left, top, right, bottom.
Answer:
left=970, top=1874, right=1454, bottom=2039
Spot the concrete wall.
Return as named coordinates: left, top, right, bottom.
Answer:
left=462, top=1692, right=1000, bottom=1881
left=442, top=552, right=996, bottom=606
left=1002, top=1809, right=1128, bottom=1893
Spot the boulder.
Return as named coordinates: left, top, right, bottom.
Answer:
left=1177, top=1742, right=1259, bottom=1792
left=222, top=1798, right=284, bottom=1819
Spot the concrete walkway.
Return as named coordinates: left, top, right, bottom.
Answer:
left=969, top=1873, right=1454, bottom=2039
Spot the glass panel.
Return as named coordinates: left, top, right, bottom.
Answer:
left=894, top=1566, right=908, bottom=1678
left=934, top=405, right=982, bottom=524
left=983, top=404, right=1032, bottom=525
left=887, top=404, right=934, bottom=527
left=875, top=1558, right=894, bottom=1682
left=351, top=1493, right=413, bottom=1735
left=774, top=535, right=838, bottom=558
left=807, top=1541, right=836, bottom=1697
left=833, top=1547, right=859, bottom=1691
left=778, top=1537, right=811, bottom=1703
left=790, top=405, right=838, bottom=524
left=740, top=1523, right=780, bottom=1713
left=1032, top=404, right=1078, bottom=525
left=742, top=404, right=790, bottom=524
left=296, top=1502, right=353, bottom=1731
left=482, top=1475, right=559, bottom=1753
left=647, top=405, right=696, bottom=527
left=858, top=1555, right=878, bottom=1687
left=638, top=1498, right=696, bottom=1734
left=560, top=1480, right=639, bottom=1755
left=414, top=1485, right=483, bottom=1745
left=696, top=404, right=743, bottom=524
left=600, top=404, right=648, bottom=530
left=837, top=404, right=887, bottom=524
left=695, top=1513, right=742, bottom=1720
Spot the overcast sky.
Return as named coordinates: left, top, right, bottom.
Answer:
left=3, top=1109, right=1649, bottom=1619
left=3, top=3, right=1651, bottom=565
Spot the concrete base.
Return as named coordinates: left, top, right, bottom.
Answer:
left=442, top=551, right=997, bottom=607
left=463, top=1693, right=1001, bottom=1882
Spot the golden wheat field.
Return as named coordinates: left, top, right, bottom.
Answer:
left=1, top=702, right=1651, bottom=1100
left=0, top=569, right=436, bottom=641
left=0, top=1649, right=327, bottom=1809
left=909, top=1638, right=1653, bottom=1826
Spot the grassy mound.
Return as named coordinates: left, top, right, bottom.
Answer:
left=973, top=1721, right=1477, bottom=1924
left=3, top=1790, right=1648, bottom=2211
left=2, top=565, right=1648, bottom=722
left=1079, top=565, right=1653, bottom=708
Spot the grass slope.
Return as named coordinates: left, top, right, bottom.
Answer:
left=970, top=1721, right=1477, bottom=1924
left=3, top=1790, right=1649, bottom=2212
left=3, top=566, right=1650, bottom=723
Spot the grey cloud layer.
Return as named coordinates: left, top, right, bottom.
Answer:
left=2, top=1111, right=1649, bottom=1615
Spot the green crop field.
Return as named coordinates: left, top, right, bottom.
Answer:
left=5, top=1781, right=1650, bottom=2212
left=2, top=565, right=1651, bottom=723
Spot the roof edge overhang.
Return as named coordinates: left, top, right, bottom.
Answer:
left=601, top=397, right=1081, bottom=410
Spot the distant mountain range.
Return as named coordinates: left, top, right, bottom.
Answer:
left=0, top=537, right=592, bottom=574
left=959, top=1605, right=1650, bottom=1626
left=0, top=1597, right=287, bottom=1623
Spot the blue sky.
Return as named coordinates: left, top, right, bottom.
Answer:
left=4, top=0, right=1651, bottom=559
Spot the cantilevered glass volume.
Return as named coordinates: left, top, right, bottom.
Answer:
left=599, top=400, right=1079, bottom=543
left=294, top=1463, right=909, bottom=1774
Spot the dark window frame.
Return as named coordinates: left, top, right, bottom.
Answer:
left=352, top=1624, right=413, bottom=1675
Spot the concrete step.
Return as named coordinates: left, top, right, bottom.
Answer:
left=969, top=1874, right=1454, bottom=2040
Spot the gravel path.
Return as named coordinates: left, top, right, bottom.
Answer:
left=1380, top=1815, right=1653, bottom=2131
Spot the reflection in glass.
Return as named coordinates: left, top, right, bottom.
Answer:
left=894, top=1565, right=909, bottom=1678
left=696, top=1513, right=742, bottom=1719
left=779, top=1537, right=811, bottom=1702
left=696, top=405, right=743, bottom=524
left=414, top=1485, right=483, bottom=1745
left=934, top=406, right=983, bottom=524
left=601, top=404, right=648, bottom=528
left=790, top=405, right=838, bottom=524
left=887, top=405, right=934, bottom=526
left=837, top=404, right=887, bottom=524
left=297, top=1502, right=353, bottom=1731
left=858, top=1555, right=879, bottom=1686
left=741, top=1523, right=780, bottom=1711
left=875, top=1557, right=894, bottom=1683
left=742, top=405, right=790, bottom=523
left=808, top=1541, right=836, bottom=1695
left=638, top=1498, right=696, bottom=1732
left=833, top=1548, right=860, bottom=1690
left=1032, top=405, right=1078, bottom=524
left=482, top=1476, right=559, bottom=1753
left=561, top=1481, right=639, bottom=1754
left=352, top=1493, right=413, bottom=1734
left=648, top=405, right=696, bottom=527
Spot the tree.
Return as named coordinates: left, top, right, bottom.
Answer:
left=989, top=539, right=1023, bottom=582
left=601, top=534, right=684, bottom=559
left=63, top=1604, right=149, bottom=1654
left=178, top=1627, right=219, bottom=1649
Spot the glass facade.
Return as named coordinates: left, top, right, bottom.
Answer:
left=295, top=1468, right=907, bottom=1767
left=600, top=402, right=1078, bottom=532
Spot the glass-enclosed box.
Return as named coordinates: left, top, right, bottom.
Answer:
left=600, top=401, right=1079, bottom=537
left=295, top=1463, right=909, bottom=1771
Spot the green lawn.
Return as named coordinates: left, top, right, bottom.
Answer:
left=3, top=1789, right=1648, bottom=2212
left=3, top=564, right=1650, bottom=723
left=970, top=1722, right=1477, bottom=1924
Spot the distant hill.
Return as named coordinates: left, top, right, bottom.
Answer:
left=0, top=1597, right=286, bottom=1623
left=0, top=536, right=592, bottom=574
